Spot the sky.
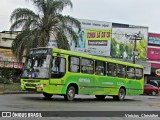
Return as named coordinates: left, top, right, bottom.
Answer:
left=0, top=0, right=160, bottom=33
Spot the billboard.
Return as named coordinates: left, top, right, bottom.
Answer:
left=49, top=19, right=148, bottom=60
left=147, top=47, right=160, bottom=60
left=69, top=19, right=112, bottom=56
left=0, top=61, right=23, bottom=69
left=111, top=27, right=148, bottom=61
left=0, top=48, right=17, bottom=61
left=147, top=46, right=160, bottom=68
left=148, top=33, right=160, bottom=45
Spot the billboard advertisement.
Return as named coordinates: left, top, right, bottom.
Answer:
left=147, top=47, right=160, bottom=60
left=69, top=19, right=112, bottom=56
left=111, top=27, right=148, bottom=61
left=0, top=61, right=23, bottom=69
left=147, top=46, right=160, bottom=68
left=148, top=33, right=160, bottom=45
left=0, top=48, right=17, bottom=62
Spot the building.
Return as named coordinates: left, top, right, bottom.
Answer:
left=147, top=33, right=160, bottom=86
left=0, top=31, right=23, bottom=81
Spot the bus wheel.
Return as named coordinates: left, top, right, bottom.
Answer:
left=43, top=92, right=53, bottom=99
left=113, top=88, right=125, bottom=101
left=95, top=95, right=106, bottom=100
left=64, top=86, right=75, bottom=101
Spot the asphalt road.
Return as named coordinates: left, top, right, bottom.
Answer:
left=0, top=94, right=160, bottom=120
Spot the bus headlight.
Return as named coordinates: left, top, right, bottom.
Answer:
left=37, top=84, right=46, bottom=88
left=21, top=83, right=24, bottom=86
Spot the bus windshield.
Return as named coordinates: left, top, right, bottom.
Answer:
left=22, top=54, right=51, bottom=79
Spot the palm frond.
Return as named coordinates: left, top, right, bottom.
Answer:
left=10, top=8, right=38, bottom=22
left=10, top=0, right=81, bottom=61
left=10, top=19, right=27, bottom=31
left=56, top=31, right=70, bottom=50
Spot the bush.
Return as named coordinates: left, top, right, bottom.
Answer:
left=0, top=68, right=15, bottom=84
left=0, top=76, right=3, bottom=83
left=4, top=78, right=13, bottom=84
left=0, top=77, right=12, bottom=84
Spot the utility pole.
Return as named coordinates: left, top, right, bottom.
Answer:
left=133, top=36, right=137, bottom=64
left=126, top=31, right=143, bottom=64
left=132, top=32, right=143, bottom=64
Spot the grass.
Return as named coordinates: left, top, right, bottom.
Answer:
left=0, top=82, right=21, bottom=92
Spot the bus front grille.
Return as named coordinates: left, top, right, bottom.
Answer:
left=25, top=84, right=36, bottom=87
left=25, top=88, right=36, bottom=91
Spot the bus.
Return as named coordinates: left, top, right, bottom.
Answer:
left=21, top=47, right=144, bottom=101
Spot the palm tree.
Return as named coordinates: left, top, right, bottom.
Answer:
left=10, top=0, right=81, bottom=61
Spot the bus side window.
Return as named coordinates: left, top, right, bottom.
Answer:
left=95, top=60, right=105, bottom=76
left=59, top=58, right=65, bottom=73
left=127, top=67, right=135, bottom=79
left=51, top=57, right=66, bottom=78
left=117, top=64, right=126, bottom=78
left=135, top=68, right=143, bottom=80
left=69, top=56, right=80, bottom=73
left=107, top=63, right=116, bottom=77
left=51, top=57, right=59, bottom=73
left=81, top=58, right=94, bottom=74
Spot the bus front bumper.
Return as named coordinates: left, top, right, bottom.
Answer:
left=21, top=83, right=46, bottom=92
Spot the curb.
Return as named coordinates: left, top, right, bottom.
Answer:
left=0, top=91, right=38, bottom=94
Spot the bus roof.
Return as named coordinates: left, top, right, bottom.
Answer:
left=52, top=48, right=143, bottom=68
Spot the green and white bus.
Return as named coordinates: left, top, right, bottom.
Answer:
left=21, top=47, right=144, bottom=101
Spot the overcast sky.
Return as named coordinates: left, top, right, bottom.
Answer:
left=0, top=0, right=160, bottom=33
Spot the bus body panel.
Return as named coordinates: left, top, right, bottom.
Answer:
left=21, top=47, right=144, bottom=100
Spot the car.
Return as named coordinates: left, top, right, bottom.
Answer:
left=144, top=84, right=159, bottom=96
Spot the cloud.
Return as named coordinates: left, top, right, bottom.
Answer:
left=63, top=0, right=160, bottom=32
left=0, top=0, right=34, bottom=31
left=0, top=0, right=160, bottom=32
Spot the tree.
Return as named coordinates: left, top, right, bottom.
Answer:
left=137, top=39, right=147, bottom=60
left=10, top=0, right=81, bottom=61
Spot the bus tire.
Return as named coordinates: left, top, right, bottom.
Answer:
left=113, top=88, right=125, bottom=101
left=43, top=92, right=53, bottom=99
left=64, top=86, right=75, bottom=101
left=95, top=95, right=106, bottom=100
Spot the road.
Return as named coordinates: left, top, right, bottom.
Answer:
left=0, top=94, right=160, bottom=120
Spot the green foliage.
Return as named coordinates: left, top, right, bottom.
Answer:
left=111, top=38, right=118, bottom=58
left=0, top=68, right=15, bottom=84
left=137, top=39, right=147, bottom=60
left=111, top=38, right=147, bottom=61
left=0, top=75, right=3, bottom=83
left=10, top=0, right=81, bottom=61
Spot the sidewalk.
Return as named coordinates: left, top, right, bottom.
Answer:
left=0, top=91, right=37, bottom=94
left=0, top=82, right=25, bottom=94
